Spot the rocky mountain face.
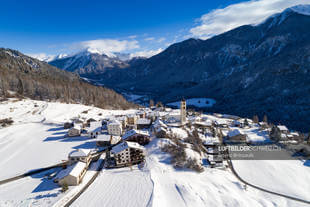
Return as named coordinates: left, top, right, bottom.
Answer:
left=49, top=49, right=129, bottom=79
left=0, top=48, right=135, bottom=109
left=50, top=6, right=310, bottom=131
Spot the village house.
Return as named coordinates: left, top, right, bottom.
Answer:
left=68, top=125, right=81, bottom=137
left=136, top=118, right=152, bottom=129
left=122, top=129, right=151, bottom=145
left=68, top=148, right=92, bottom=166
left=214, top=120, right=229, bottom=128
left=194, top=120, right=213, bottom=130
left=127, top=114, right=137, bottom=126
left=277, top=125, right=289, bottom=134
left=204, top=135, right=221, bottom=148
left=146, top=111, right=157, bottom=122
left=54, top=161, right=87, bottom=186
left=137, top=110, right=146, bottom=119
left=231, top=120, right=243, bottom=128
left=95, top=134, right=121, bottom=147
left=152, top=119, right=168, bottom=138
left=207, top=154, right=224, bottom=168
left=226, top=129, right=247, bottom=143
left=165, top=109, right=181, bottom=123
left=107, top=120, right=123, bottom=136
left=64, top=122, right=74, bottom=129
left=88, top=121, right=102, bottom=138
left=86, top=118, right=97, bottom=127
left=116, top=116, right=128, bottom=129
left=111, top=141, right=145, bottom=166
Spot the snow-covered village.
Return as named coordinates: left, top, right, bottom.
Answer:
left=1, top=1, right=310, bottom=207
left=0, top=97, right=309, bottom=207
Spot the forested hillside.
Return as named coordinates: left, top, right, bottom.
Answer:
left=0, top=48, right=136, bottom=109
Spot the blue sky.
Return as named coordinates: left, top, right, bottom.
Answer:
left=0, top=0, right=307, bottom=59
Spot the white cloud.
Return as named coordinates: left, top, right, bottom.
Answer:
left=130, top=48, right=163, bottom=58
left=78, top=39, right=140, bottom=56
left=27, top=53, right=55, bottom=62
left=190, top=0, right=310, bottom=39
left=144, top=37, right=155, bottom=41
left=157, top=37, right=166, bottom=43
left=128, top=35, right=137, bottom=39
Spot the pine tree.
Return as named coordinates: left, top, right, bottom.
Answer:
left=244, top=118, right=249, bottom=126
left=17, top=78, right=24, bottom=95
left=270, top=125, right=281, bottom=141
left=253, top=115, right=259, bottom=123
left=263, top=114, right=268, bottom=123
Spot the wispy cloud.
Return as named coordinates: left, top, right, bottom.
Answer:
left=130, top=48, right=163, bottom=58
left=190, top=0, right=310, bottom=39
left=144, top=37, right=155, bottom=41
left=77, top=39, right=140, bottom=56
left=27, top=53, right=55, bottom=62
left=128, top=35, right=137, bottom=39
left=157, top=37, right=166, bottom=43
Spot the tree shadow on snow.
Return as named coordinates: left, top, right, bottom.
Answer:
left=61, top=136, right=90, bottom=142
left=52, top=131, right=66, bottom=135
left=47, top=126, right=64, bottom=132
left=43, top=135, right=66, bottom=142
left=73, top=141, right=97, bottom=149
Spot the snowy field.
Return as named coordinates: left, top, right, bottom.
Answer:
left=0, top=167, right=64, bottom=207
left=0, top=99, right=136, bottom=180
left=71, top=139, right=308, bottom=207
left=72, top=167, right=153, bottom=207
left=0, top=98, right=309, bottom=207
left=167, top=98, right=216, bottom=108
left=232, top=159, right=310, bottom=201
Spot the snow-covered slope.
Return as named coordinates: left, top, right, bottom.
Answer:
left=289, top=4, right=310, bottom=16
left=0, top=99, right=137, bottom=180
left=72, top=139, right=309, bottom=207
left=232, top=159, right=310, bottom=201
left=0, top=98, right=309, bottom=207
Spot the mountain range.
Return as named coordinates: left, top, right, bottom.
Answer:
left=0, top=48, right=135, bottom=109
left=51, top=5, right=310, bottom=131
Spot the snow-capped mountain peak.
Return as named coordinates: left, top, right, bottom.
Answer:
left=289, top=4, right=310, bottom=16
left=83, top=47, right=117, bottom=58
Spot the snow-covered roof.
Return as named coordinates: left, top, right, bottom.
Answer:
left=96, top=134, right=113, bottom=142
left=90, top=121, right=101, bottom=128
left=122, top=129, right=150, bottom=140
left=137, top=118, right=151, bottom=125
left=108, top=120, right=121, bottom=126
left=116, top=116, right=127, bottom=121
left=55, top=161, right=86, bottom=180
left=127, top=114, right=137, bottom=118
left=232, top=120, right=241, bottom=125
left=290, top=132, right=299, bottom=136
left=70, top=125, right=81, bottom=130
left=215, top=119, right=228, bottom=125
left=153, top=119, right=167, bottom=129
left=278, top=125, right=288, bottom=131
left=96, top=134, right=121, bottom=143
left=167, top=109, right=181, bottom=116
left=206, top=147, right=219, bottom=154
left=204, top=136, right=220, bottom=145
left=69, top=149, right=91, bottom=158
left=111, top=141, right=144, bottom=154
left=194, top=120, right=212, bottom=127
left=227, top=129, right=243, bottom=137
